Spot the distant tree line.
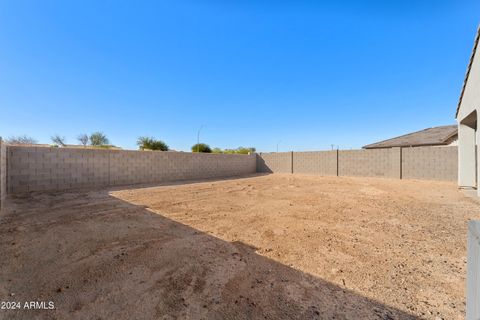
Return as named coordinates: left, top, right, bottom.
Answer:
left=5, top=135, right=38, bottom=145
left=215, top=146, right=256, bottom=154
left=4, top=134, right=255, bottom=154
left=191, top=144, right=255, bottom=154
left=4, top=132, right=114, bottom=148
left=52, top=132, right=114, bottom=148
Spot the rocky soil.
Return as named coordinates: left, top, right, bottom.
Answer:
left=0, top=174, right=478, bottom=319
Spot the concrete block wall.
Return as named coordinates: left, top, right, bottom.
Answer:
left=390, top=147, right=402, bottom=179
left=0, top=138, right=6, bottom=211
left=5, top=145, right=458, bottom=195
left=7, top=146, right=256, bottom=193
left=293, top=151, right=337, bottom=176
left=256, top=152, right=292, bottom=173
left=7, top=147, right=111, bottom=193
left=257, top=146, right=458, bottom=182
left=109, top=151, right=258, bottom=186
left=402, top=146, right=458, bottom=181
left=338, top=149, right=395, bottom=178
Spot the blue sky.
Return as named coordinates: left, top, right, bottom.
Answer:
left=0, top=0, right=478, bottom=152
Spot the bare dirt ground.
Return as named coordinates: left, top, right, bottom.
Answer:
left=0, top=174, right=479, bottom=320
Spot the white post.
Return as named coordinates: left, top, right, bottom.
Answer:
left=467, top=220, right=480, bottom=320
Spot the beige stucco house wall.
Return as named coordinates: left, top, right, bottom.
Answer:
left=457, top=26, right=480, bottom=195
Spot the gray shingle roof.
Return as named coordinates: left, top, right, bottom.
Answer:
left=456, top=25, right=480, bottom=118
left=363, top=125, right=458, bottom=149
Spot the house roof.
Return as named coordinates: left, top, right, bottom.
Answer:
left=456, top=25, right=480, bottom=119
left=363, top=125, right=458, bottom=149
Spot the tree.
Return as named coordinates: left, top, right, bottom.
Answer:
left=77, top=133, right=88, bottom=147
left=6, top=135, right=38, bottom=145
left=209, top=147, right=256, bottom=154
left=77, top=134, right=89, bottom=146
left=236, top=147, right=256, bottom=154
left=89, top=132, right=109, bottom=146
left=137, top=136, right=169, bottom=151
left=191, top=143, right=212, bottom=153
left=51, top=134, right=66, bottom=146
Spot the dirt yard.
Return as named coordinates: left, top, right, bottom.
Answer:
left=0, top=174, right=478, bottom=320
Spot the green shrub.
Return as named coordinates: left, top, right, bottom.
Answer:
left=209, top=146, right=256, bottom=154
left=235, top=147, right=256, bottom=154
left=191, top=143, right=212, bottom=153
left=137, top=137, right=169, bottom=151
left=89, top=132, right=109, bottom=146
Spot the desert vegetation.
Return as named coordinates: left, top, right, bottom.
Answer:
left=213, top=147, right=256, bottom=154
left=77, top=134, right=89, bottom=146
left=191, top=143, right=212, bottom=153
left=192, top=144, right=255, bottom=154
left=4, top=133, right=256, bottom=154
left=76, top=132, right=117, bottom=149
left=5, top=135, right=38, bottom=145
left=89, top=132, right=109, bottom=146
left=51, top=134, right=66, bottom=146
left=137, top=137, right=169, bottom=151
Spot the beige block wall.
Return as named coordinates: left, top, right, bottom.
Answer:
left=256, top=146, right=458, bottom=182
left=109, top=151, right=257, bottom=186
left=256, top=152, right=292, bottom=173
left=6, top=145, right=458, bottom=194
left=293, top=151, right=337, bottom=176
left=390, top=147, right=402, bottom=179
left=7, top=146, right=256, bottom=193
left=0, top=139, right=6, bottom=211
left=402, top=146, right=458, bottom=181
left=7, top=147, right=110, bottom=193
left=338, top=149, right=397, bottom=178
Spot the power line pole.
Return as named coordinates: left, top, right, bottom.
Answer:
left=197, top=125, right=204, bottom=153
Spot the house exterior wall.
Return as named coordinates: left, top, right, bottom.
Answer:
left=448, top=139, right=458, bottom=146
left=458, top=124, right=477, bottom=188
left=457, top=30, right=480, bottom=195
left=7, top=146, right=256, bottom=194
left=457, top=45, right=480, bottom=122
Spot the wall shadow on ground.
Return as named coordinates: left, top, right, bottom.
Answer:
left=105, top=172, right=272, bottom=192
left=256, top=154, right=274, bottom=173
left=0, top=185, right=420, bottom=320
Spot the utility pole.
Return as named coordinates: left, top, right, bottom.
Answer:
left=277, top=140, right=282, bottom=153
left=197, top=125, right=204, bottom=152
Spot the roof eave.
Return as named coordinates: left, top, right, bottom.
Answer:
left=456, top=25, right=480, bottom=119
left=363, top=142, right=451, bottom=149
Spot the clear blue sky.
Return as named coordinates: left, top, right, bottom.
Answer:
left=0, top=1, right=478, bottom=152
